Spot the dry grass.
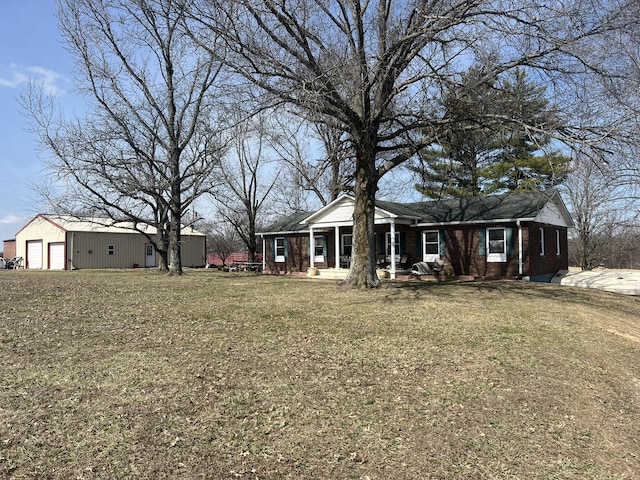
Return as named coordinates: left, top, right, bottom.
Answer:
left=1, top=269, right=639, bottom=479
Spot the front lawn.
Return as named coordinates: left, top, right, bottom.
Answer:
left=1, top=270, right=638, bottom=478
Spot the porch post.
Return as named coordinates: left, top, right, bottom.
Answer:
left=517, top=220, right=523, bottom=276
left=309, top=228, right=315, bottom=268
left=261, top=235, right=266, bottom=272
left=334, top=226, right=340, bottom=269
left=390, top=220, right=397, bottom=278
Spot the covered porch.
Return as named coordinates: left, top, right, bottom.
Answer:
left=302, top=196, right=419, bottom=280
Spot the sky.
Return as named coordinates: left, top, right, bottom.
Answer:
left=0, top=1, right=77, bottom=244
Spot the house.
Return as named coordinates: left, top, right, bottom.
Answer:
left=258, top=190, right=573, bottom=281
left=14, top=214, right=206, bottom=270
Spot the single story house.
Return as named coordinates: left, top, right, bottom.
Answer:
left=258, top=190, right=573, bottom=280
left=15, top=214, right=206, bottom=270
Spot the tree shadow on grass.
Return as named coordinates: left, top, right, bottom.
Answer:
left=385, top=279, right=640, bottom=317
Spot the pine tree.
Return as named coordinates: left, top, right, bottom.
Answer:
left=412, top=68, right=570, bottom=198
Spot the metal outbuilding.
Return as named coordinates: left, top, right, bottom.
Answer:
left=15, top=214, right=206, bottom=270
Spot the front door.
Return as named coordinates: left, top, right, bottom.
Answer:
left=145, top=244, right=156, bottom=267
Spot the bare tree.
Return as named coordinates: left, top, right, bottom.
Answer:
left=24, top=0, right=227, bottom=275
left=211, top=113, right=280, bottom=262
left=269, top=115, right=353, bottom=211
left=562, top=154, right=620, bottom=270
left=201, top=220, right=243, bottom=267
left=192, top=0, right=640, bottom=287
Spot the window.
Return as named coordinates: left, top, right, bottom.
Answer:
left=556, top=229, right=561, bottom=256
left=539, top=227, right=545, bottom=256
left=107, top=244, right=115, bottom=256
left=386, top=232, right=400, bottom=256
left=423, top=230, right=440, bottom=262
left=275, top=237, right=286, bottom=262
left=341, top=234, right=352, bottom=256
left=487, top=228, right=506, bottom=262
left=313, top=236, right=325, bottom=262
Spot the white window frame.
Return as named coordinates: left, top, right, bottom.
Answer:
left=341, top=234, right=352, bottom=256
left=487, top=227, right=507, bottom=263
left=275, top=237, right=286, bottom=263
left=386, top=232, right=400, bottom=256
left=423, top=230, right=440, bottom=262
left=313, top=235, right=325, bottom=263
left=539, top=227, right=545, bottom=256
left=556, top=229, right=561, bottom=256
left=107, top=244, right=115, bottom=256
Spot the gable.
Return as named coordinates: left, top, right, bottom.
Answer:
left=536, top=199, right=570, bottom=226
left=302, top=195, right=414, bottom=228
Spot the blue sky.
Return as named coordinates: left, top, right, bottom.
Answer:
left=0, top=1, right=76, bottom=244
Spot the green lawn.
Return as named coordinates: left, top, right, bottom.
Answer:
left=1, top=270, right=639, bottom=479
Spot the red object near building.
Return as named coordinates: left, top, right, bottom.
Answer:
left=206, top=251, right=263, bottom=267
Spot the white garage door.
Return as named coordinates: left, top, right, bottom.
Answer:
left=27, top=240, right=43, bottom=269
left=49, top=243, right=65, bottom=270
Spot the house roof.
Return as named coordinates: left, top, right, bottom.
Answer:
left=259, top=211, right=313, bottom=234
left=406, top=190, right=571, bottom=225
left=260, top=190, right=573, bottom=234
left=17, top=214, right=205, bottom=236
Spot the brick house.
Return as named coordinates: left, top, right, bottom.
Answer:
left=258, top=191, right=573, bottom=281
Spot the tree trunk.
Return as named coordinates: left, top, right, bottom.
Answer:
left=156, top=230, right=169, bottom=272
left=168, top=215, right=183, bottom=275
left=168, top=171, right=183, bottom=275
left=345, top=145, right=381, bottom=288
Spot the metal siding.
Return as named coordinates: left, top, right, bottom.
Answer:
left=181, top=235, right=206, bottom=267
left=72, top=232, right=147, bottom=269
left=16, top=218, right=204, bottom=269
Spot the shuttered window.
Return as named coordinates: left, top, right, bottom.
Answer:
left=275, top=237, right=287, bottom=262
left=423, top=230, right=440, bottom=262
left=486, top=227, right=508, bottom=262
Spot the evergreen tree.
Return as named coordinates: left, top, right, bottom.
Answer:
left=412, top=68, right=570, bottom=198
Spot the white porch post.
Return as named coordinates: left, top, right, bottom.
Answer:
left=334, top=226, right=340, bottom=269
left=390, top=220, right=397, bottom=278
left=261, top=235, right=266, bottom=272
left=309, top=228, right=315, bottom=268
left=517, top=220, right=523, bottom=276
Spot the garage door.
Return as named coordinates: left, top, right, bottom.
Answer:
left=27, top=240, right=43, bottom=269
left=49, top=243, right=65, bottom=270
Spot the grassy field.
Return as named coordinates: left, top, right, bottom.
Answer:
left=1, top=270, right=639, bottom=479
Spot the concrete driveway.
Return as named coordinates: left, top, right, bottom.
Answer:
left=552, top=268, right=640, bottom=296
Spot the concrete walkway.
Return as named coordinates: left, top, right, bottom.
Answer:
left=553, top=268, right=640, bottom=296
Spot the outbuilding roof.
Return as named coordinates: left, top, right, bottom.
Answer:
left=17, top=214, right=205, bottom=236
